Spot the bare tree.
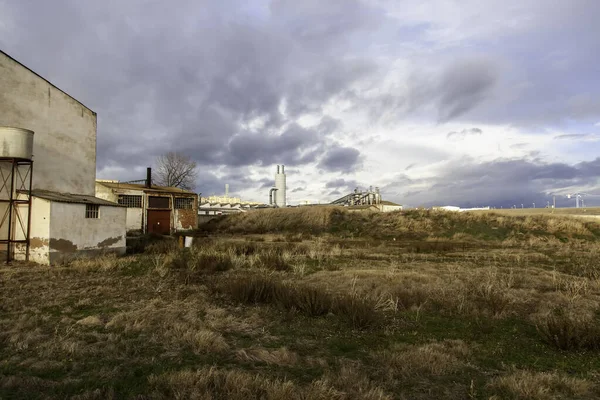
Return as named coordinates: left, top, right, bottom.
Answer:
left=155, top=152, right=198, bottom=190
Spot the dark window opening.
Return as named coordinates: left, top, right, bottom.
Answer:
left=148, top=196, right=170, bottom=209
left=118, top=195, right=142, bottom=208
left=175, top=197, right=194, bottom=209
left=86, top=204, right=99, bottom=219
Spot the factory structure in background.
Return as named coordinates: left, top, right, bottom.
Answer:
left=198, top=184, right=266, bottom=221
left=330, top=186, right=403, bottom=212
left=331, top=186, right=382, bottom=206
left=269, top=165, right=287, bottom=207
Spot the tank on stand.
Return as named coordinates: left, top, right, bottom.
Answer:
left=0, top=127, right=34, bottom=263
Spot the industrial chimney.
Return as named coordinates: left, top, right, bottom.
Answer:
left=274, top=164, right=286, bottom=207
left=146, top=167, right=152, bottom=188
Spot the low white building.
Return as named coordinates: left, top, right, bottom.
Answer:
left=21, top=191, right=125, bottom=264
left=96, top=180, right=198, bottom=234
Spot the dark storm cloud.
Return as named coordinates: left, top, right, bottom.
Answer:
left=0, top=0, right=382, bottom=181
left=391, top=157, right=600, bottom=208
left=270, top=0, right=382, bottom=46
left=446, top=128, right=483, bottom=140
left=3, top=0, right=600, bottom=204
left=291, top=187, right=305, bottom=193
left=318, top=146, right=361, bottom=172
left=436, top=59, right=498, bottom=122
left=225, top=123, right=321, bottom=167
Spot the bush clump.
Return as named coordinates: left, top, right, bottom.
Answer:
left=536, top=310, right=600, bottom=351
left=218, top=273, right=379, bottom=328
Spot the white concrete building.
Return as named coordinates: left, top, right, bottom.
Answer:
left=0, top=50, right=126, bottom=264
left=95, top=180, right=198, bottom=234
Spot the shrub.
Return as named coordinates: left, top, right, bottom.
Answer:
left=256, top=250, right=292, bottom=272
left=285, top=285, right=332, bottom=317
left=221, top=274, right=282, bottom=304
left=536, top=310, right=600, bottom=350
left=168, top=249, right=235, bottom=284
left=333, top=295, right=380, bottom=329
left=488, top=370, right=593, bottom=400
left=127, top=233, right=174, bottom=254
left=218, top=274, right=379, bottom=328
left=148, top=367, right=343, bottom=400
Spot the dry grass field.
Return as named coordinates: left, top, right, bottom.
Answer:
left=2, top=207, right=600, bottom=399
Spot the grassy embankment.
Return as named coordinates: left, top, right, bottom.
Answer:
left=2, top=207, right=600, bottom=399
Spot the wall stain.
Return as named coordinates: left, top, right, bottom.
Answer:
left=49, top=238, right=77, bottom=253
left=177, top=207, right=198, bottom=230
left=30, top=237, right=49, bottom=249
left=97, top=236, right=122, bottom=248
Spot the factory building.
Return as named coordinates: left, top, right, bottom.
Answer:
left=95, top=172, right=198, bottom=235
left=0, top=50, right=126, bottom=264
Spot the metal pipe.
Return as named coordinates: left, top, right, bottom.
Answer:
left=269, top=188, right=278, bottom=205
left=146, top=167, right=152, bottom=188
left=6, top=160, right=15, bottom=263
left=25, top=161, right=33, bottom=261
left=281, top=165, right=284, bottom=174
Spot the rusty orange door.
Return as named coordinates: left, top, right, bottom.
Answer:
left=147, top=210, right=171, bottom=235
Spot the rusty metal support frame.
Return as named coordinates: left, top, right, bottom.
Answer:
left=0, top=158, right=33, bottom=264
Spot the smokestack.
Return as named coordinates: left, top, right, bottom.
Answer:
left=277, top=165, right=280, bottom=174
left=281, top=165, right=285, bottom=174
left=146, top=167, right=152, bottom=188
left=225, top=184, right=229, bottom=197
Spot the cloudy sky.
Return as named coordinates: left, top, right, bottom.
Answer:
left=2, top=0, right=600, bottom=207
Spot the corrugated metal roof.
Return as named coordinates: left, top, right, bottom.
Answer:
left=32, top=190, right=124, bottom=207
left=96, top=181, right=196, bottom=195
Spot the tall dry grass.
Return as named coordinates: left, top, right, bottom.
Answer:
left=488, top=370, right=594, bottom=400
left=199, top=207, right=600, bottom=242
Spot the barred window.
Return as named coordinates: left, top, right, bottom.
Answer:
left=86, top=204, right=99, bottom=219
left=118, top=195, right=142, bottom=208
left=175, top=197, right=194, bottom=209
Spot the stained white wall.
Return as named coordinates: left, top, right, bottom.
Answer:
left=0, top=52, right=96, bottom=195
left=378, top=205, right=403, bottom=212
left=95, top=183, right=144, bottom=232
left=49, top=202, right=126, bottom=263
left=14, top=197, right=51, bottom=265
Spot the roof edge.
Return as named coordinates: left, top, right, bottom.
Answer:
left=0, top=49, right=95, bottom=115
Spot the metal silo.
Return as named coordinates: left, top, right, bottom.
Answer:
left=274, top=165, right=286, bottom=207
left=0, top=127, right=34, bottom=159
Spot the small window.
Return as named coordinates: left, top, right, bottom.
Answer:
left=118, top=195, right=142, bottom=208
left=175, top=197, right=194, bottom=209
left=86, top=204, right=99, bottom=219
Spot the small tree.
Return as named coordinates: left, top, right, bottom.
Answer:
left=155, top=152, right=198, bottom=190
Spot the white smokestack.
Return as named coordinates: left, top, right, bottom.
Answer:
left=275, top=164, right=286, bottom=207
